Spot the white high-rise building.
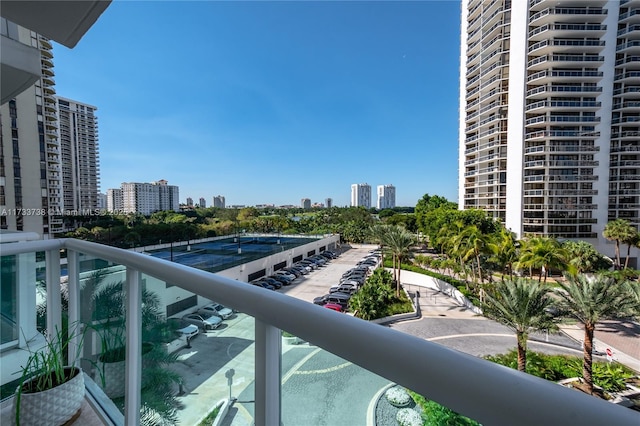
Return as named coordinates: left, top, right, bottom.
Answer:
left=351, top=183, right=371, bottom=208
left=0, top=20, right=63, bottom=236
left=377, top=184, right=396, bottom=209
left=459, top=0, right=640, bottom=264
left=106, top=188, right=123, bottom=213
left=213, top=195, right=225, bottom=208
left=325, top=198, right=333, bottom=208
left=115, top=180, right=179, bottom=215
left=199, top=197, right=206, bottom=208
left=57, top=96, right=100, bottom=215
left=301, top=198, right=311, bottom=209
left=154, top=179, right=179, bottom=212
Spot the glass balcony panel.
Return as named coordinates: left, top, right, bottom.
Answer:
left=1, top=255, right=20, bottom=347
left=278, top=337, right=481, bottom=426
left=77, top=259, right=128, bottom=414
left=0, top=251, right=47, bottom=400
left=139, top=271, right=256, bottom=426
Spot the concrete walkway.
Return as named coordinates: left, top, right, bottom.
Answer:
left=398, top=269, right=640, bottom=372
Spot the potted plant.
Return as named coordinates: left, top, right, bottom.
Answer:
left=91, top=321, right=158, bottom=399
left=12, top=325, right=85, bottom=426
left=83, top=277, right=182, bottom=423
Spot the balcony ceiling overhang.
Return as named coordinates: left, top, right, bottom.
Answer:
left=1, top=35, right=41, bottom=104
left=0, top=0, right=111, bottom=48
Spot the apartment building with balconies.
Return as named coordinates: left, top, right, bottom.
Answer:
left=0, top=19, right=63, bottom=236
left=377, top=184, right=396, bottom=209
left=351, top=183, right=372, bottom=208
left=459, top=0, right=640, bottom=265
left=56, top=96, right=100, bottom=217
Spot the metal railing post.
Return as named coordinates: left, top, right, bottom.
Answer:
left=45, top=248, right=61, bottom=339
left=67, top=249, right=81, bottom=366
left=124, top=267, right=142, bottom=425
left=254, top=320, right=281, bottom=426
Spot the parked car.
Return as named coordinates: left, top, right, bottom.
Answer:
left=282, top=268, right=301, bottom=278
left=198, top=303, right=233, bottom=320
left=182, top=313, right=222, bottom=331
left=294, top=263, right=313, bottom=272
left=175, top=324, right=199, bottom=340
left=309, top=255, right=327, bottom=265
left=261, top=277, right=283, bottom=289
left=342, top=271, right=367, bottom=281
left=330, top=284, right=357, bottom=295
left=340, top=278, right=365, bottom=287
left=274, top=270, right=296, bottom=281
left=313, top=293, right=351, bottom=309
left=323, top=303, right=344, bottom=312
left=299, top=260, right=318, bottom=269
left=320, top=251, right=338, bottom=259
left=270, top=275, right=292, bottom=286
left=252, top=280, right=275, bottom=290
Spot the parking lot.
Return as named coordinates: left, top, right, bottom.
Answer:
left=278, top=244, right=376, bottom=303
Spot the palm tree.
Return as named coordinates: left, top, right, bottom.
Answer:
left=516, top=236, right=569, bottom=283
left=456, top=225, right=493, bottom=285
left=622, top=230, right=639, bottom=270
left=369, top=223, right=392, bottom=266
left=603, top=219, right=636, bottom=270
left=482, top=279, right=557, bottom=372
left=488, top=228, right=518, bottom=281
left=555, top=274, right=638, bottom=394
left=385, top=226, right=415, bottom=297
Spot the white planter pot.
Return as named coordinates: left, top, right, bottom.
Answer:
left=13, top=367, right=84, bottom=426
left=95, top=359, right=126, bottom=399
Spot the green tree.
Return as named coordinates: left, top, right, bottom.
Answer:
left=555, top=274, right=638, bottom=394
left=455, top=224, right=493, bottom=284
left=517, top=236, right=569, bottom=283
left=348, top=269, right=394, bottom=320
left=124, top=231, right=141, bottom=248
left=414, top=194, right=457, bottom=243
left=385, top=226, right=415, bottom=297
left=488, top=227, right=518, bottom=281
left=482, top=279, right=557, bottom=372
left=603, top=219, right=637, bottom=270
left=563, top=240, right=612, bottom=274
left=622, top=230, right=639, bottom=270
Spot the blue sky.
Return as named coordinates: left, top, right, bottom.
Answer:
left=53, top=0, right=462, bottom=208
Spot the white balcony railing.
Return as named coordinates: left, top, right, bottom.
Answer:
left=1, top=238, right=638, bottom=426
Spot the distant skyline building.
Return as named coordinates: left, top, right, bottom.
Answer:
left=186, top=197, right=193, bottom=207
left=199, top=197, right=206, bottom=208
left=213, top=195, right=225, bottom=208
left=351, top=183, right=371, bottom=208
left=57, top=96, right=100, bottom=216
left=97, top=193, right=107, bottom=211
left=106, top=188, right=123, bottom=213
left=325, top=198, right=333, bottom=208
left=109, top=180, right=179, bottom=215
left=301, top=198, right=311, bottom=209
left=377, top=184, right=396, bottom=209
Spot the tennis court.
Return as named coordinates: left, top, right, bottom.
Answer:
left=147, top=236, right=317, bottom=273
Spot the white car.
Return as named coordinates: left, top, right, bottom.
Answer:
left=176, top=324, right=199, bottom=340
left=198, top=303, right=234, bottom=320
left=274, top=271, right=296, bottom=281
left=182, top=313, right=222, bottom=330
